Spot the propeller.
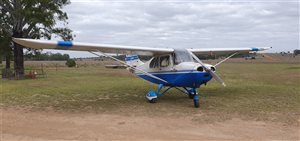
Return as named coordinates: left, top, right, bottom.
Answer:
left=187, top=50, right=226, bottom=87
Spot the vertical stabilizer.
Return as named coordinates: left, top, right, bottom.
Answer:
left=125, top=55, right=144, bottom=67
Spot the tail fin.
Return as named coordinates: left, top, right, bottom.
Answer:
left=125, top=55, right=144, bottom=67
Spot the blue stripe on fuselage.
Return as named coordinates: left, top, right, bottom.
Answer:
left=141, top=70, right=194, bottom=74
left=136, top=71, right=212, bottom=88
left=125, top=56, right=139, bottom=61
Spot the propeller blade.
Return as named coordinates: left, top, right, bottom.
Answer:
left=187, top=49, right=226, bottom=87
left=207, top=69, right=226, bottom=86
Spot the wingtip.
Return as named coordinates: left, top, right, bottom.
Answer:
left=265, top=47, right=272, bottom=50
left=257, top=47, right=272, bottom=51
left=12, top=37, right=22, bottom=43
left=12, top=38, right=20, bottom=43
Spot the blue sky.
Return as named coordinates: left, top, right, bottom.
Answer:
left=46, top=0, right=299, bottom=58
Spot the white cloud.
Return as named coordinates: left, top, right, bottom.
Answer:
left=54, top=1, right=299, bottom=57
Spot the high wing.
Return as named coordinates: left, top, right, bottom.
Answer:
left=13, top=38, right=271, bottom=56
left=187, top=47, right=271, bottom=56
left=13, top=38, right=174, bottom=56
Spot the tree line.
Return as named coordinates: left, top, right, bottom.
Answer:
left=1, top=0, right=73, bottom=78
left=24, top=52, right=70, bottom=61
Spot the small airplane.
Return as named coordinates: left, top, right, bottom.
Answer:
left=13, top=38, right=271, bottom=108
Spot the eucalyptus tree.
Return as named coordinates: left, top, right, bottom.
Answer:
left=0, top=35, right=11, bottom=68
left=0, top=0, right=73, bottom=78
left=0, top=3, right=12, bottom=68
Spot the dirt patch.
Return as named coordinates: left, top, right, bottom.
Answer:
left=1, top=108, right=299, bottom=140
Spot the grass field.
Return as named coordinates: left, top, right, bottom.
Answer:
left=1, top=62, right=300, bottom=125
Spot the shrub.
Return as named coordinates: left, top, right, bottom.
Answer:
left=66, top=59, right=76, bottom=67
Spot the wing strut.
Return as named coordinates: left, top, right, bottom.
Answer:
left=89, top=50, right=169, bottom=84
left=187, top=49, right=226, bottom=87
left=213, top=52, right=238, bottom=67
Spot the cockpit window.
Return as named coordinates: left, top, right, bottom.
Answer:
left=150, top=57, right=159, bottom=68
left=160, top=55, right=170, bottom=67
left=174, top=48, right=194, bottom=64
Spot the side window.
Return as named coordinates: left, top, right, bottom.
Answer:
left=150, top=57, right=159, bottom=68
left=160, top=55, right=170, bottom=67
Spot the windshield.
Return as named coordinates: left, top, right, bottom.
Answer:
left=174, top=48, right=194, bottom=64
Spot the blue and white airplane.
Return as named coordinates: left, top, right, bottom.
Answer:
left=13, top=38, right=271, bottom=108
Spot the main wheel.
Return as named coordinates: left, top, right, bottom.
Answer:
left=149, top=98, right=157, bottom=103
left=193, top=95, right=199, bottom=108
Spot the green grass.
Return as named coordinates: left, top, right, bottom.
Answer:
left=1, top=62, right=300, bottom=124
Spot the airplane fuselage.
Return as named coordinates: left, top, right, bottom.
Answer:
left=136, top=69, right=212, bottom=88
left=133, top=58, right=214, bottom=88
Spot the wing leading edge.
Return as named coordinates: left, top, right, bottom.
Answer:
left=187, top=47, right=271, bottom=56
left=13, top=38, right=174, bottom=56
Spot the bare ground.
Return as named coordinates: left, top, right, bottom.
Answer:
left=1, top=108, right=299, bottom=141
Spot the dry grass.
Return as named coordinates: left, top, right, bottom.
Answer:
left=1, top=60, right=300, bottom=125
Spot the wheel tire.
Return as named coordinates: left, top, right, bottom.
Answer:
left=193, top=96, right=199, bottom=108
left=149, top=98, right=157, bottom=103
left=194, top=100, right=199, bottom=108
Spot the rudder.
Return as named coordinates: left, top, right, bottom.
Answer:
left=125, top=55, right=144, bottom=67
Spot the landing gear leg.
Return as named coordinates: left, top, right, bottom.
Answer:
left=183, top=87, right=198, bottom=99
left=146, top=85, right=201, bottom=108
left=176, top=87, right=200, bottom=108
left=146, top=84, right=170, bottom=103
left=189, top=94, right=194, bottom=99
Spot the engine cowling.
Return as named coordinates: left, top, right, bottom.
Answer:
left=174, top=62, right=216, bottom=72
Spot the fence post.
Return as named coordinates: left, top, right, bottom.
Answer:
left=55, top=63, right=58, bottom=72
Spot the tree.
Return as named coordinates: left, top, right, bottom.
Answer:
left=0, top=34, right=12, bottom=69
left=0, top=12, right=12, bottom=69
left=0, top=0, right=73, bottom=78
